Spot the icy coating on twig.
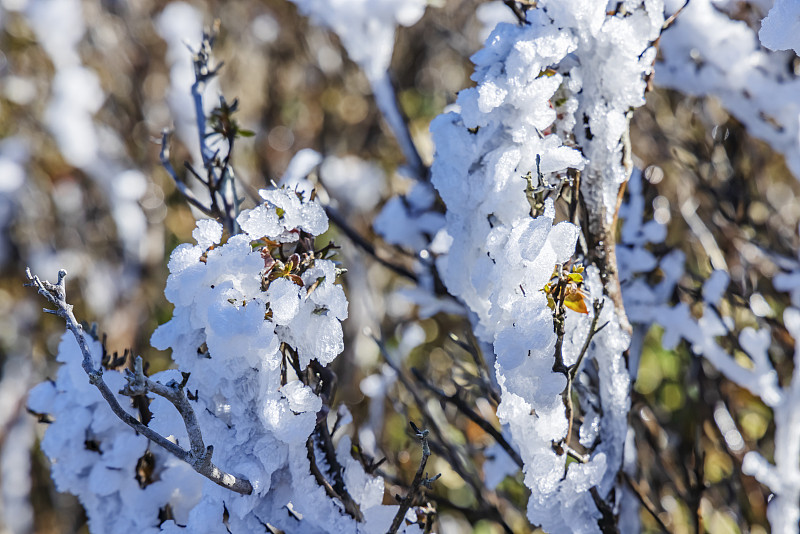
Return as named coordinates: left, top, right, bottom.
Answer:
left=26, top=267, right=254, bottom=495
left=429, top=1, right=662, bottom=530
left=657, top=0, right=800, bottom=179
left=619, top=168, right=800, bottom=533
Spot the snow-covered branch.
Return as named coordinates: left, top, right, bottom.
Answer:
left=428, top=1, right=663, bottom=529
left=25, top=268, right=254, bottom=495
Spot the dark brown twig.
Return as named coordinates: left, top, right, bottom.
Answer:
left=551, top=276, right=570, bottom=375
left=410, top=368, right=522, bottom=469
left=309, top=361, right=365, bottom=521
left=373, top=335, right=483, bottom=497
left=622, top=473, right=671, bottom=533
left=387, top=422, right=440, bottom=534
left=564, top=300, right=606, bottom=450
left=373, top=335, right=515, bottom=534
left=325, top=205, right=418, bottom=282
left=305, top=436, right=364, bottom=521
left=503, top=0, right=530, bottom=24
left=159, top=130, right=215, bottom=217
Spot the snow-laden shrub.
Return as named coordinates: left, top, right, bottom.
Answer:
left=27, top=190, right=413, bottom=533
left=18, top=0, right=800, bottom=532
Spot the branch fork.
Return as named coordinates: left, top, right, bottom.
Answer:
left=26, top=268, right=253, bottom=495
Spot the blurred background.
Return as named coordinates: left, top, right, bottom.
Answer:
left=1, top=0, right=799, bottom=532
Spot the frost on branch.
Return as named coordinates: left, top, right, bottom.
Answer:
left=27, top=191, right=409, bottom=533
left=617, top=170, right=684, bottom=371
left=657, top=0, right=800, bottom=179
left=617, top=165, right=800, bottom=532
left=623, top=260, right=800, bottom=531
left=429, top=1, right=662, bottom=530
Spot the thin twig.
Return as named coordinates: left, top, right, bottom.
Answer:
left=690, top=358, right=706, bottom=534
left=410, top=368, right=522, bottom=469
left=306, top=437, right=351, bottom=512
left=419, top=493, right=514, bottom=534
left=325, top=205, right=418, bottom=282
left=622, top=472, right=672, bottom=533
left=570, top=301, right=606, bottom=383
left=307, top=361, right=365, bottom=521
left=218, top=105, right=236, bottom=231
left=551, top=276, right=569, bottom=375
left=569, top=169, right=582, bottom=227
left=662, top=0, right=689, bottom=32
left=503, top=0, right=529, bottom=25
left=564, top=300, right=606, bottom=449
left=374, top=335, right=483, bottom=497
left=306, top=434, right=364, bottom=521
left=388, top=422, right=441, bottom=534
left=181, top=21, right=238, bottom=235
left=25, top=268, right=253, bottom=495
left=160, top=130, right=215, bottom=217
left=191, top=21, right=223, bottom=171
left=633, top=400, right=691, bottom=499
left=183, top=161, right=209, bottom=186
left=373, top=335, right=514, bottom=534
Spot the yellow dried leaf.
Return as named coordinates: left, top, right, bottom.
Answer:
left=564, top=293, right=588, bottom=314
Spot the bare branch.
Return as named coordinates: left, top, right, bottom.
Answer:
left=159, top=130, right=215, bottom=217
left=25, top=269, right=253, bottom=495
left=563, top=299, right=606, bottom=452
left=191, top=21, right=223, bottom=171
left=158, top=21, right=239, bottom=236
left=551, top=276, right=570, bottom=375
left=388, top=422, right=440, bottom=534
left=373, top=334, right=515, bottom=534
left=622, top=473, right=672, bottom=533
left=324, top=205, right=419, bottom=283
left=373, top=335, right=483, bottom=496
left=410, top=367, right=522, bottom=469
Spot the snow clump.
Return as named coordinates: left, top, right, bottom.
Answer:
left=28, top=189, right=411, bottom=533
